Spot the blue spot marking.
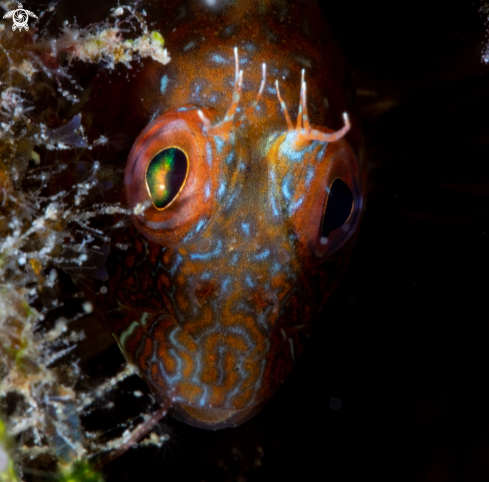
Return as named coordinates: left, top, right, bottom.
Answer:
left=205, top=183, right=210, bottom=199
left=305, top=167, right=315, bottom=187
left=252, top=360, right=267, bottom=400
left=183, top=41, right=196, bottom=52
left=235, top=302, right=246, bottom=311
left=270, top=261, right=283, bottom=275
left=176, top=106, right=190, bottom=112
left=170, top=254, right=183, bottom=275
left=189, top=239, right=223, bottom=260
left=255, top=249, right=270, bottom=260
left=167, top=349, right=182, bottom=382
left=269, top=172, right=280, bottom=218
left=255, top=312, right=270, bottom=331
left=195, top=219, right=205, bottom=233
left=155, top=359, right=171, bottom=385
left=244, top=42, right=257, bottom=52
left=228, top=325, right=253, bottom=346
left=199, top=387, right=208, bottom=406
left=206, top=143, right=212, bottom=166
left=227, top=381, right=245, bottom=401
left=313, top=143, right=328, bottom=165
left=270, top=169, right=277, bottom=184
left=226, top=190, right=238, bottom=209
left=169, top=327, right=182, bottom=348
left=215, top=137, right=224, bottom=154
left=282, top=175, right=293, bottom=200
left=192, top=356, right=202, bottom=383
left=245, top=275, right=255, bottom=288
left=218, top=181, right=226, bottom=197
left=160, top=74, right=169, bottom=94
left=211, top=53, right=227, bottom=64
left=241, top=223, right=250, bottom=236
left=222, top=25, right=234, bottom=37
left=280, top=132, right=318, bottom=163
left=225, top=150, right=234, bottom=165
left=222, top=277, right=232, bottom=292
left=267, top=86, right=277, bottom=95
left=289, top=196, right=304, bottom=214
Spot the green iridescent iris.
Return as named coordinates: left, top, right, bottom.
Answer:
left=145, top=147, right=188, bottom=209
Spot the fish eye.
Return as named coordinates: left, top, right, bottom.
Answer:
left=145, top=147, right=189, bottom=210
left=321, top=178, right=354, bottom=239
left=124, top=108, right=223, bottom=247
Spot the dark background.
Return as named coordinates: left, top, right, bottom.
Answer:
left=38, top=0, right=489, bottom=480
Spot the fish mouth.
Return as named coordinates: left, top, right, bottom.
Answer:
left=171, top=402, right=264, bottom=430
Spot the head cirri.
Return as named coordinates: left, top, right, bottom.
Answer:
left=82, top=0, right=367, bottom=429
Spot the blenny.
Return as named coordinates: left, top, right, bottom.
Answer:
left=79, top=0, right=367, bottom=429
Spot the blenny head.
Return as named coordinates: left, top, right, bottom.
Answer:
left=111, top=46, right=364, bottom=429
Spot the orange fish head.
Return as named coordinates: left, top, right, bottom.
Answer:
left=116, top=102, right=363, bottom=429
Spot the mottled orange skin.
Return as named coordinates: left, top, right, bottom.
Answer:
left=81, top=0, right=367, bottom=429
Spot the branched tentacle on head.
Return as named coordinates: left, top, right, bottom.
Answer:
left=98, top=0, right=367, bottom=430
left=198, top=47, right=267, bottom=138
left=276, top=69, right=351, bottom=145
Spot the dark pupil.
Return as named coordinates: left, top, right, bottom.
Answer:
left=146, top=147, right=188, bottom=209
left=321, top=179, right=353, bottom=238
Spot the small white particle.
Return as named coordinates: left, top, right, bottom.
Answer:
left=49, top=269, right=57, bottom=283
left=133, top=202, right=148, bottom=215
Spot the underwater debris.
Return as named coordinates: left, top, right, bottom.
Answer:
left=35, top=8, right=170, bottom=70
left=480, top=0, right=489, bottom=62
left=0, top=1, right=172, bottom=480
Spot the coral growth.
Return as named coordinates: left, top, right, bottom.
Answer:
left=0, top=1, right=171, bottom=479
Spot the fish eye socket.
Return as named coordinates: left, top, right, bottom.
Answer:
left=145, top=147, right=189, bottom=210
left=321, top=178, right=354, bottom=238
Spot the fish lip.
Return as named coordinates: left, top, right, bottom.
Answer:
left=171, top=401, right=264, bottom=430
